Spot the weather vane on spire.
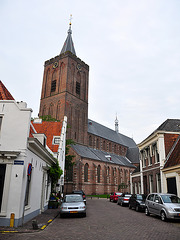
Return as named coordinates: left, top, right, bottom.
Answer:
left=69, top=14, right=72, bottom=25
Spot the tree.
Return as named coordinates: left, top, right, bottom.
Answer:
left=49, top=161, right=63, bottom=192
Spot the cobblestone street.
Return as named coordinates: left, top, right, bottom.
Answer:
left=1, top=198, right=180, bottom=240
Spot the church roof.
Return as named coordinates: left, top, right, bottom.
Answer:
left=71, top=144, right=136, bottom=168
left=0, top=81, right=14, bottom=100
left=88, top=119, right=137, bottom=148
left=60, top=23, right=76, bottom=55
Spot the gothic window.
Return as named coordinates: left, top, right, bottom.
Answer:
left=76, top=82, right=80, bottom=95
left=42, top=105, right=46, bottom=116
left=49, top=103, right=53, bottom=117
left=103, top=140, right=106, bottom=150
left=108, top=166, right=110, bottom=183
left=97, top=165, right=101, bottom=183
left=114, top=144, right=117, bottom=154
left=109, top=143, right=111, bottom=152
left=51, top=80, right=56, bottom=92
left=56, top=101, right=61, bottom=120
left=84, top=163, right=88, bottom=182
left=96, top=138, right=99, bottom=149
left=89, top=135, right=92, bottom=146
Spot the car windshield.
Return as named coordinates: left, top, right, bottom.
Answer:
left=65, top=195, right=83, bottom=203
left=116, top=193, right=122, bottom=195
left=125, top=195, right=131, bottom=197
left=137, top=195, right=146, bottom=200
left=161, top=195, right=180, bottom=203
left=137, top=195, right=143, bottom=200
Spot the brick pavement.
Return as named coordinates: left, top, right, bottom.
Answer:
left=1, top=198, right=180, bottom=240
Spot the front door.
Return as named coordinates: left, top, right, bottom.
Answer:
left=167, top=177, right=177, bottom=195
left=0, top=164, right=6, bottom=212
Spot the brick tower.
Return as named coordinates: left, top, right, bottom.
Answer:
left=39, top=21, right=89, bottom=145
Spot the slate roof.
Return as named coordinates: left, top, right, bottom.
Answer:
left=71, top=144, right=136, bottom=168
left=0, top=81, right=14, bottom=100
left=88, top=119, right=137, bottom=148
left=60, top=23, right=76, bottom=55
left=140, top=119, right=180, bottom=144
left=31, top=121, right=62, bottom=152
left=164, top=135, right=180, bottom=168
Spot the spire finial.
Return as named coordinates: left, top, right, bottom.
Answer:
left=69, top=14, right=72, bottom=26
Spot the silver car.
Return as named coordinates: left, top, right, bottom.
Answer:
left=60, top=194, right=86, bottom=217
left=117, top=193, right=132, bottom=206
left=145, top=193, right=180, bottom=221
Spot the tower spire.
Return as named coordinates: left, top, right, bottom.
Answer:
left=60, top=15, right=76, bottom=55
left=115, top=114, right=119, bottom=133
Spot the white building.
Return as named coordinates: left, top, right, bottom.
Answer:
left=0, top=100, right=56, bottom=227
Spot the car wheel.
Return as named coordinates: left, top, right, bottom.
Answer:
left=120, top=202, right=123, bottom=207
left=145, top=207, right=150, bottom=216
left=60, top=214, right=64, bottom=218
left=82, top=213, right=86, bottom=217
left=135, top=206, right=139, bottom=212
left=110, top=198, right=111, bottom=202
left=160, top=211, right=166, bottom=221
left=129, top=204, right=132, bottom=209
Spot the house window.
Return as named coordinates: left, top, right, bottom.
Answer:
left=84, top=163, right=88, bottom=182
left=25, top=175, right=31, bottom=206
left=76, top=82, right=80, bottom=95
left=109, top=143, right=111, bottom=152
left=149, top=175, right=153, bottom=193
left=51, top=80, right=56, bottom=92
left=103, top=141, right=106, bottom=150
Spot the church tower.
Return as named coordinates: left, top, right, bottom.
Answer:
left=39, top=20, right=89, bottom=145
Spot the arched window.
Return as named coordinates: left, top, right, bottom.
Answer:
left=89, top=135, right=92, bottom=146
left=84, top=163, right=88, bottom=182
left=49, top=103, right=53, bottom=117
left=97, top=165, right=101, bottom=183
left=114, top=144, right=117, bottom=154
left=103, top=140, right=106, bottom=150
left=96, top=138, right=99, bottom=149
left=109, top=143, right=111, bottom=152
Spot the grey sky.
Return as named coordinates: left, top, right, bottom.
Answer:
left=0, top=0, right=180, bottom=144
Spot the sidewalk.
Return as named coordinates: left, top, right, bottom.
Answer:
left=0, top=207, right=60, bottom=233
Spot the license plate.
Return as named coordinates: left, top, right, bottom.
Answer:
left=70, top=211, right=78, bottom=213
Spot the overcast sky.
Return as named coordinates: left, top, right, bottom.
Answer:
left=0, top=0, right=180, bottom=144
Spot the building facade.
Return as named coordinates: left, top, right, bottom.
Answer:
left=131, top=119, right=180, bottom=197
left=0, top=97, right=56, bottom=227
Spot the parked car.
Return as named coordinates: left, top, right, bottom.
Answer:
left=60, top=194, right=86, bottom=217
left=110, top=192, right=122, bottom=202
left=145, top=193, right=180, bottom=221
left=129, top=194, right=146, bottom=211
left=117, top=193, right=132, bottom=206
left=72, top=190, right=86, bottom=204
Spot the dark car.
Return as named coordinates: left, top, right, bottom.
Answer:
left=72, top=190, right=86, bottom=204
left=110, top=192, right=122, bottom=202
left=129, top=194, right=146, bottom=212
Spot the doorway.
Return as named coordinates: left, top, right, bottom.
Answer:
left=0, top=164, right=6, bottom=212
left=167, top=177, right=177, bottom=195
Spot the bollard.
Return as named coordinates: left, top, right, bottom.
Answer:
left=32, top=219, right=39, bottom=230
left=10, top=213, right=15, bottom=227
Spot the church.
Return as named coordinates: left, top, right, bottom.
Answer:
left=38, top=21, right=139, bottom=195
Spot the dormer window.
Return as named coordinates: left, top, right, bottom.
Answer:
left=53, top=136, right=60, bottom=145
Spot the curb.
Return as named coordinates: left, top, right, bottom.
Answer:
left=0, top=212, right=59, bottom=234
